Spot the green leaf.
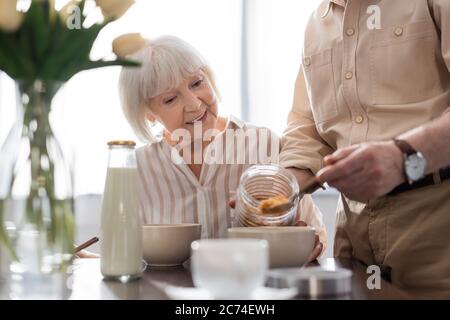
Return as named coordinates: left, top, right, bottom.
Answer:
left=42, top=21, right=105, bottom=80
left=79, top=58, right=141, bottom=73
left=59, top=59, right=140, bottom=82
left=22, top=1, right=54, bottom=77
left=0, top=32, right=28, bottom=78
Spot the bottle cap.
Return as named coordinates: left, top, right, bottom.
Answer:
left=107, top=140, right=136, bottom=147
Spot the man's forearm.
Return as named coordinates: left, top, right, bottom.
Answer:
left=398, top=108, right=450, bottom=173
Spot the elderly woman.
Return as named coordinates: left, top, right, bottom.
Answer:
left=118, top=35, right=327, bottom=260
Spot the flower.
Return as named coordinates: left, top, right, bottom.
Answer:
left=0, top=0, right=24, bottom=32
left=95, top=0, right=135, bottom=20
left=113, top=33, right=148, bottom=59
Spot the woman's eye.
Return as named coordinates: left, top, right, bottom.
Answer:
left=192, top=79, right=203, bottom=88
left=163, top=97, right=176, bottom=104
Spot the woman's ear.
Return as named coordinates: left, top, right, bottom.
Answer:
left=144, top=104, right=157, bottom=123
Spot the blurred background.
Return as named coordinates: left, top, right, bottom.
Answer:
left=0, top=0, right=338, bottom=258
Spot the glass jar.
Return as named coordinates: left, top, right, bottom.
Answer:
left=235, top=165, right=299, bottom=227
left=100, top=141, right=143, bottom=282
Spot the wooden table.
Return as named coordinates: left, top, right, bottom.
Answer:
left=2, top=257, right=445, bottom=300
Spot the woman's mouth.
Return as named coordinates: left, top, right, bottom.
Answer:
left=186, top=110, right=208, bottom=125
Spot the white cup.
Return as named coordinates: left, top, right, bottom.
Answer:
left=190, top=239, right=269, bottom=299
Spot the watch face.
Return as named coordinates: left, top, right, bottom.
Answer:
left=405, top=153, right=427, bottom=181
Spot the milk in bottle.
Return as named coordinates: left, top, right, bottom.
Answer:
left=100, top=141, right=142, bottom=281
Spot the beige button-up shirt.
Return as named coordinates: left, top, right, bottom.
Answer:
left=279, top=0, right=450, bottom=174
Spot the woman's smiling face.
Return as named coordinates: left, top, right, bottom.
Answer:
left=147, top=70, right=219, bottom=138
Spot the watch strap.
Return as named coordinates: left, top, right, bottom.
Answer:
left=393, top=139, right=416, bottom=156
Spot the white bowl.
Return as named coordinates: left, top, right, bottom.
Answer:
left=227, top=226, right=316, bottom=268
left=142, top=224, right=201, bottom=266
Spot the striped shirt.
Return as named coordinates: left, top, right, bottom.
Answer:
left=136, top=116, right=326, bottom=246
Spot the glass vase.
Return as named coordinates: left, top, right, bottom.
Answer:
left=0, top=79, right=75, bottom=277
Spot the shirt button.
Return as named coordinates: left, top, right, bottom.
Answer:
left=394, top=27, right=404, bottom=37
left=355, top=116, right=364, bottom=124
left=304, top=57, right=311, bottom=67
left=345, top=71, right=354, bottom=80
left=346, top=28, right=355, bottom=36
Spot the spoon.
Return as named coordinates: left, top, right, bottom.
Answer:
left=74, top=236, right=99, bottom=253
left=259, top=176, right=324, bottom=215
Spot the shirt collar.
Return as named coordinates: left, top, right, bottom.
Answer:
left=322, top=0, right=346, bottom=18
left=227, top=114, right=245, bottom=129
left=330, top=0, right=346, bottom=7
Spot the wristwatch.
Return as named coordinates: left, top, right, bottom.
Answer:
left=393, top=139, right=427, bottom=184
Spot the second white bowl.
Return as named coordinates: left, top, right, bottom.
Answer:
left=227, top=226, right=316, bottom=268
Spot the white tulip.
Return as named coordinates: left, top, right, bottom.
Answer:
left=0, top=0, right=24, bottom=32
left=95, top=0, right=135, bottom=20
left=112, top=33, right=148, bottom=59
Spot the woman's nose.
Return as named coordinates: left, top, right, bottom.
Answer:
left=183, top=93, right=202, bottom=112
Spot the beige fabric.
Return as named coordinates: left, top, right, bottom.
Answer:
left=280, top=0, right=450, bottom=174
left=331, top=0, right=346, bottom=8
left=335, top=180, right=450, bottom=293
left=136, top=116, right=327, bottom=250
left=279, top=0, right=450, bottom=290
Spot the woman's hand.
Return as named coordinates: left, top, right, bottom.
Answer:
left=308, top=234, right=323, bottom=262
left=294, top=220, right=323, bottom=262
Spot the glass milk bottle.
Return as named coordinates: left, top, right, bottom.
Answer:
left=100, top=141, right=143, bottom=281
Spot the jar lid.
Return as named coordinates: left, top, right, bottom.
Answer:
left=107, top=140, right=136, bottom=147
left=266, top=266, right=352, bottom=298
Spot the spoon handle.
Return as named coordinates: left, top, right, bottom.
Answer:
left=301, top=176, right=325, bottom=195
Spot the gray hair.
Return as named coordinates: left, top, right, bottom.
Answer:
left=119, top=35, right=220, bottom=143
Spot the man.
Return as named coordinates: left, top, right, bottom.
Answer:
left=279, top=0, right=450, bottom=293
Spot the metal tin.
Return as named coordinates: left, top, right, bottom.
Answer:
left=266, top=266, right=352, bottom=299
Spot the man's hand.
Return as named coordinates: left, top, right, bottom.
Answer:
left=317, top=141, right=405, bottom=202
